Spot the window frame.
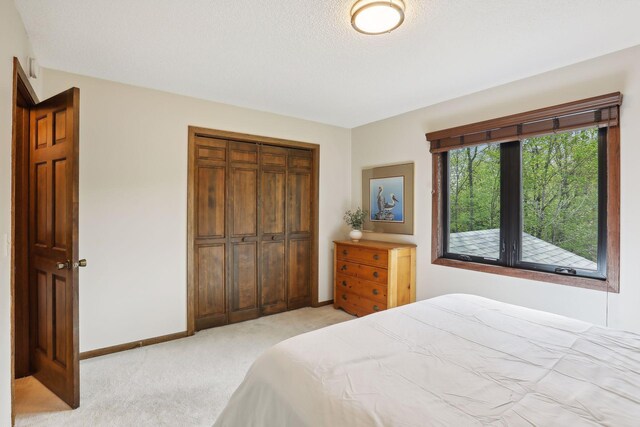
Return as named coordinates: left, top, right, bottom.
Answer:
left=428, top=94, right=621, bottom=293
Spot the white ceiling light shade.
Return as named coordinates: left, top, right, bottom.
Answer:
left=351, top=0, right=405, bottom=35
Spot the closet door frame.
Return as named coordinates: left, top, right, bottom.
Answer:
left=186, top=126, right=321, bottom=335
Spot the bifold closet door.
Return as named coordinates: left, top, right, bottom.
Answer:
left=193, top=136, right=228, bottom=330
left=228, top=142, right=260, bottom=323
left=286, top=148, right=313, bottom=309
left=260, top=146, right=288, bottom=315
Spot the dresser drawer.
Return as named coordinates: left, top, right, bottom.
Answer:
left=335, top=273, right=387, bottom=304
left=336, top=290, right=386, bottom=317
left=336, top=260, right=388, bottom=284
left=336, top=244, right=388, bottom=268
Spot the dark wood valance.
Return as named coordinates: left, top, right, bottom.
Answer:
left=426, top=92, right=623, bottom=153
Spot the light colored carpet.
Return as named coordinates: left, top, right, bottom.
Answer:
left=16, top=306, right=353, bottom=427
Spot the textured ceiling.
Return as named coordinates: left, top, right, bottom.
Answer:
left=15, top=0, right=640, bottom=128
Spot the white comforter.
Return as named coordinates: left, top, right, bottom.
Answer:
left=214, top=294, right=640, bottom=426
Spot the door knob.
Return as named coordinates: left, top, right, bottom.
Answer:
left=73, top=259, right=87, bottom=268
left=56, top=260, right=71, bottom=270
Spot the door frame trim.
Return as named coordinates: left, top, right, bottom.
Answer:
left=10, top=57, right=39, bottom=426
left=186, top=126, right=321, bottom=335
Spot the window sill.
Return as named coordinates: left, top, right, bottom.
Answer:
left=432, top=257, right=618, bottom=293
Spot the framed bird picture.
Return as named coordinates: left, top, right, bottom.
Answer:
left=362, top=162, right=414, bottom=235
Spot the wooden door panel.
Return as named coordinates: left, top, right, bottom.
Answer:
left=287, top=172, right=311, bottom=234
left=231, top=243, right=258, bottom=312
left=53, top=274, right=67, bottom=366
left=262, top=170, right=285, bottom=235
left=289, top=156, right=312, bottom=169
left=28, top=87, right=80, bottom=408
left=288, top=148, right=312, bottom=171
left=230, top=168, right=257, bottom=237
left=196, top=244, right=226, bottom=317
left=197, top=166, right=225, bottom=238
left=262, top=152, right=286, bottom=167
left=54, top=110, right=66, bottom=142
left=288, top=239, right=311, bottom=307
left=261, top=241, right=286, bottom=311
left=35, top=114, right=48, bottom=149
left=195, top=136, right=227, bottom=163
left=34, top=269, right=48, bottom=355
left=53, top=159, right=68, bottom=250
left=230, top=149, right=258, bottom=164
left=34, top=162, right=48, bottom=246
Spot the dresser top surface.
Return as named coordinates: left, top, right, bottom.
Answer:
left=334, top=240, right=416, bottom=250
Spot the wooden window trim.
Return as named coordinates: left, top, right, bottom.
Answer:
left=428, top=96, right=621, bottom=293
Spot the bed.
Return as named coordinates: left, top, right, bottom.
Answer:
left=214, top=294, right=640, bottom=426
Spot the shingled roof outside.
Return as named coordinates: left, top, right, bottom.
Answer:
left=449, top=228, right=597, bottom=270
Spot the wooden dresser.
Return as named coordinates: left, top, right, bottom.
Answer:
left=334, top=240, right=416, bottom=317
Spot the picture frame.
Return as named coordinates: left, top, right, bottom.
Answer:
left=362, top=162, right=414, bottom=235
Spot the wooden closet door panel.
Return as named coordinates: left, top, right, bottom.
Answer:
left=261, top=240, right=286, bottom=313
left=261, top=170, right=286, bottom=235
left=285, top=148, right=312, bottom=309
left=196, top=244, right=226, bottom=318
left=230, top=168, right=258, bottom=237
left=228, top=141, right=259, bottom=323
left=229, top=242, right=259, bottom=323
left=196, top=166, right=225, bottom=239
left=288, top=238, right=311, bottom=308
left=287, top=172, right=311, bottom=235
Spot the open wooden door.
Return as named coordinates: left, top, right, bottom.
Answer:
left=28, top=87, right=81, bottom=408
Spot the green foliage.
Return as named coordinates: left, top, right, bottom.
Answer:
left=449, top=127, right=599, bottom=262
left=344, top=207, right=368, bottom=230
left=522, top=128, right=599, bottom=262
left=448, top=144, right=501, bottom=233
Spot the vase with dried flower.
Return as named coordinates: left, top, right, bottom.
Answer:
left=343, top=207, right=368, bottom=242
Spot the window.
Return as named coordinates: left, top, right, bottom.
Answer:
left=428, top=93, right=621, bottom=292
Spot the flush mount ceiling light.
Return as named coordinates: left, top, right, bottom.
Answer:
left=351, top=0, right=405, bottom=35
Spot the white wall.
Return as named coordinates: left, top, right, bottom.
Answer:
left=41, top=69, right=351, bottom=352
left=0, top=0, right=41, bottom=424
left=352, top=45, right=640, bottom=333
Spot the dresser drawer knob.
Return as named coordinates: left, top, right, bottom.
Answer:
left=373, top=305, right=380, bottom=312
left=373, top=271, right=379, bottom=278
left=342, top=294, right=347, bottom=301
left=343, top=249, right=348, bottom=255
left=372, top=289, right=379, bottom=295
left=373, top=254, right=379, bottom=260
left=341, top=280, right=347, bottom=287
left=341, top=265, right=347, bottom=271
